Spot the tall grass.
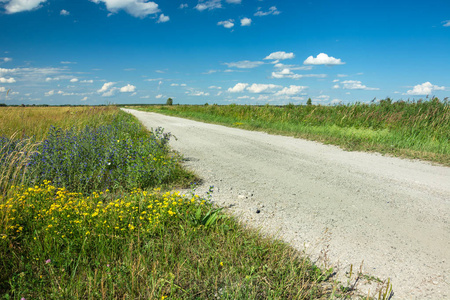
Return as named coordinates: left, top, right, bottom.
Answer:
left=0, top=111, right=194, bottom=195
left=0, top=106, right=119, bottom=140
left=136, top=98, right=450, bottom=165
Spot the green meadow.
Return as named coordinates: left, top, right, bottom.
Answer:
left=0, top=106, right=390, bottom=299
left=135, top=98, right=449, bottom=166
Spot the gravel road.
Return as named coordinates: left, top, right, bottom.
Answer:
left=123, top=109, right=450, bottom=299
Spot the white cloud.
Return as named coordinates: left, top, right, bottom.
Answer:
left=157, top=13, right=169, bottom=23
left=3, top=0, right=46, bottom=14
left=254, top=6, right=280, bottom=16
left=209, top=86, right=222, bottom=89
left=60, top=9, right=69, bottom=15
left=102, top=89, right=117, bottom=97
left=442, top=20, right=450, bottom=27
left=247, top=83, right=280, bottom=93
left=155, top=94, right=163, bottom=99
left=81, top=97, right=88, bottom=101
left=195, top=0, right=221, bottom=11
left=314, top=95, right=330, bottom=102
left=341, top=80, right=379, bottom=90
left=120, top=84, right=136, bottom=92
left=332, top=79, right=339, bottom=82
left=224, top=60, right=263, bottom=68
left=0, top=87, right=6, bottom=92
left=228, top=83, right=248, bottom=93
left=337, top=74, right=348, bottom=77
left=97, top=82, right=115, bottom=93
left=190, top=91, right=210, bottom=96
left=45, top=90, right=55, bottom=96
left=179, top=3, right=188, bottom=9
left=1, top=57, right=12, bottom=63
left=405, top=82, right=445, bottom=95
left=271, top=69, right=327, bottom=79
left=240, top=17, right=251, bottom=26
left=70, top=78, right=79, bottom=83
left=303, top=53, right=345, bottom=65
left=332, top=84, right=340, bottom=89
left=226, top=0, right=241, bottom=3
left=80, top=79, right=94, bottom=83
left=275, top=85, right=307, bottom=96
left=90, top=0, right=160, bottom=18
left=264, top=51, right=294, bottom=60
left=0, top=77, right=16, bottom=83
left=61, top=61, right=76, bottom=64
left=218, top=19, right=234, bottom=28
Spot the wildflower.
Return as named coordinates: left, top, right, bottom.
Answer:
left=45, top=259, right=51, bottom=264
left=220, top=262, right=224, bottom=266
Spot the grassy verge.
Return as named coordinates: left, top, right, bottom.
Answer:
left=131, top=98, right=449, bottom=166
left=1, top=106, right=389, bottom=299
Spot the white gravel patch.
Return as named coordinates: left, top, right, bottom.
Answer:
left=123, top=109, right=450, bottom=299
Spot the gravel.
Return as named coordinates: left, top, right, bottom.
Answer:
left=124, top=109, right=450, bottom=299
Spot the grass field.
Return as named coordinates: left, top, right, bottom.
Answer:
left=134, top=98, right=449, bottom=166
left=0, top=106, right=391, bottom=299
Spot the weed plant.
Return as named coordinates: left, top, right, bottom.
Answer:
left=0, top=182, right=332, bottom=299
left=0, top=113, right=193, bottom=195
left=137, top=98, right=450, bottom=165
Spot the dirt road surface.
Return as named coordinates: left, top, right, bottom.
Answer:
left=124, top=109, right=450, bottom=299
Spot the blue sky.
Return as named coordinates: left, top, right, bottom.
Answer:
left=0, top=0, right=449, bottom=105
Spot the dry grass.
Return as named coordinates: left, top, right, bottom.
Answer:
left=0, top=106, right=119, bottom=140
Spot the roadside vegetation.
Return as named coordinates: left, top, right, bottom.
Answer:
left=1, top=106, right=391, bottom=299
left=135, top=98, right=449, bottom=166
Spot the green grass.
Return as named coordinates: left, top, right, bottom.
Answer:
left=0, top=183, right=336, bottom=299
left=132, top=98, right=450, bottom=166
left=1, top=106, right=390, bottom=299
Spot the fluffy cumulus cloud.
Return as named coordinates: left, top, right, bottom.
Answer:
left=405, top=82, right=445, bottom=95
left=275, top=85, right=307, bottom=96
left=90, top=0, right=160, bottom=18
left=228, top=83, right=248, bottom=93
left=120, top=84, right=136, bottom=92
left=247, top=83, right=280, bottom=93
left=442, top=20, right=450, bottom=27
left=226, top=0, right=241, bottom=3
left=70, top=78, right=79, bottom=83
left=98, top=82, right=115, bottom=93
left=224, top=60, right=263, bottom=68
left=2, top=0, right=46, bottom=14
left=157, top=13, right=169, bottom=23
left=179, top=3, right=188, bottom=9
left=195, top=0, right=221, bottom=11
left=218, top=19, right=234, bottom=28
left=254, top=6, right=280, bottom=17
left=1, top=57, right=12, bottom=63
left=240, top=17, right=251, bottom=26
left=264, top=51, right=294, bottom=60
left=60, top=9, right=69, bottom=15
left=303, top=53, right=345, bottom=65
left=0, top=77, right=16, bottom=83
left=340, top=80, right=379, bottom=90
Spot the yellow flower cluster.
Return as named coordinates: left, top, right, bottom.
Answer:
left=1, top=181, right=203, bottom=241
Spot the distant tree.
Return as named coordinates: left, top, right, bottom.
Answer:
left=166, top=98, right=173, bottom=105
left=0, top=103, right=6, bottom=107
left=306, top=98, right=312, bottom=106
